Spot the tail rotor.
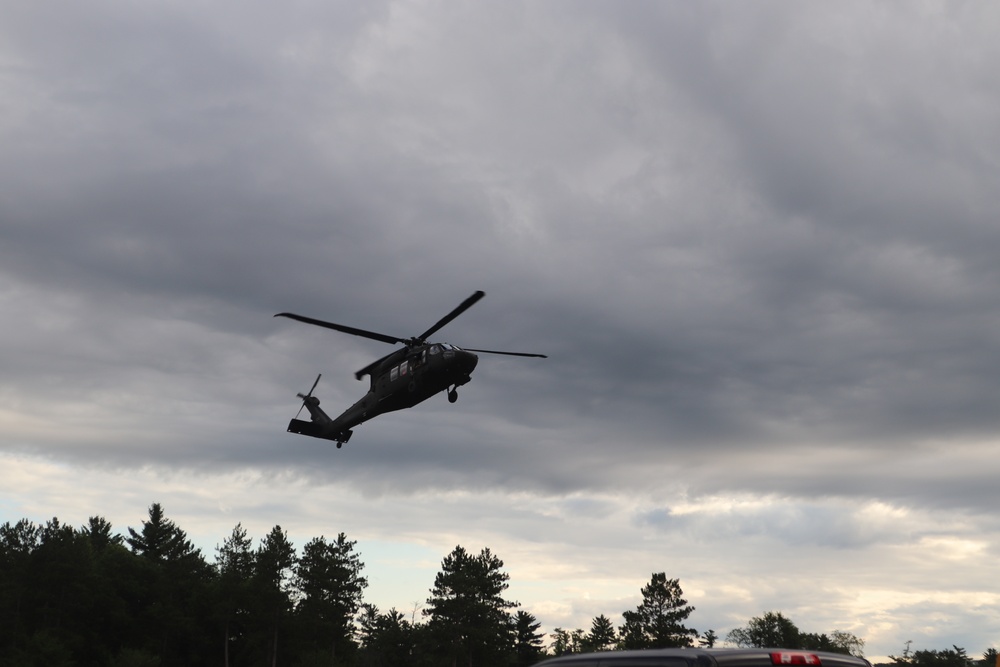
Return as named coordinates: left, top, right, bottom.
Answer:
left=295, top=374, right=322, bottom=420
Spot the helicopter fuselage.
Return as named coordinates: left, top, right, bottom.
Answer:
left=287, top=343, right=479, bottom=446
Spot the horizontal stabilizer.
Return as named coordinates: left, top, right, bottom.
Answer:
left=287, top=419, right=353, bottom=445
left=287, top=418, right=326, bottom=438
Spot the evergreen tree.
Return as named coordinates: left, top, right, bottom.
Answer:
left=620, top=573, right=697, bottom=648
left=252, top=525, right=297, bottom=667
left=357, top=604, right=415, bottom=667
left=88, top=537, right=139, bottom=666
left=891, top=646, right=975, bottom=667
left=294, top=532, right=368, bottom=663
left=126, top=503, right=203, bottom=566
left=587, top=614, right=617, bottom=652
left=549, top=627, right=588, bottom=655
left=124, top=503, right=215, bottom=665
left=512, top=610, right=545, bottom=666
left=215, top=523, right=256, bottom=667
left=81, top=516, right=123, bottom=552
left=618, top=613, right=648, bottom=651
left=32, top=519, right=95, bottom=659
left=0, top=519, right=41, bottom=654
left=424, top=545, right=518, bottom=666
left=550, top=628, right=569, bottom=656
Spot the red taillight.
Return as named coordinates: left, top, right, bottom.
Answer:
left=770, top=653, right=822, bottom=666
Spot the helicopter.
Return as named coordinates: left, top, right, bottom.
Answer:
left=275, top=290, right=546, bottom=448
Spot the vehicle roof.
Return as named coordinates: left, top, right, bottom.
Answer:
left=535, top=648, right=873, bottom=667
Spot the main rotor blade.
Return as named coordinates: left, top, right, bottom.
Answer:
left=463, top=347, right=547, bottom=358
left=416, top=290, right=486, bottom=342
left=274, top=313, right=403, bottom=345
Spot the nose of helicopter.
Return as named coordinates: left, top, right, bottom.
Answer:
left=458, top=350, right=479, bottom=375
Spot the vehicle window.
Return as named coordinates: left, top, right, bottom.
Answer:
left=430, top=345, right=441, bottom=354
left=390, top=367, right=398, bottom=382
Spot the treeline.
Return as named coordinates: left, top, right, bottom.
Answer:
left=0, top=503, right=990, bottom=667
left=724, top=611, right=865, bottom=656
left=3, top=503, right=377, bottom=667
left=721, top=612, right=998, bottom=667
left=0, top=504, right=706, bottom=666
left=881, top=645, right=999, bottom=667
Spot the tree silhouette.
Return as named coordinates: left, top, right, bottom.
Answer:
left=620, top=573, right=697, bottom=648
left=295, top=532, right=368, bottom=663
left=513, top=610, right=545, bottom=666
left=728, top=611, right=801, bottom=648
left=425, top=545, right=518, bottom=666
left=587, top=614, right=617, bottom=652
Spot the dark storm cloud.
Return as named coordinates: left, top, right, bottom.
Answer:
left=571, top=2, right=1000, bottom=452
left=5, top=0, right=1000, bottom=486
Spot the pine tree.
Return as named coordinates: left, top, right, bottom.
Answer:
left=82, top=516, right=123, bottom=552
left=123, top=503, right=214, bottom=664
left=620, top=573, right=697, bottom=648
left=512, top=610, right=545, bottom=666
left=126, top=503, right=202, bottom=565
left=0, top=519, right=41, bottom=650
left=215, top=523, right=256, bottom=667
left=357, top=604, right=415, bottom=666
left=294, top=532, right=368, bottom=663
left=253, top=525, right=297, bottom=667
left=587, top=614, right=617, bottom=652
left=425, top=545, right=518, bottom=666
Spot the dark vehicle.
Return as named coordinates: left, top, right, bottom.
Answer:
left=536, top=648, right=872, bottom=667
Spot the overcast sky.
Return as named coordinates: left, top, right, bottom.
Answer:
left=2, top=0, right=999, bottom=659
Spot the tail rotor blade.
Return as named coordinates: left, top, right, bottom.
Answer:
left=308, top=373, right=321, bottom=397
left=294, top=374, right=322, bottom=420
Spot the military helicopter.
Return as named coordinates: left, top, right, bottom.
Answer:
left=275, top=291, right=546, bottom=448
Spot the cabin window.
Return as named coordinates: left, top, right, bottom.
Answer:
left=399, top=361, right=408, bottom=376
left=390, top=366, right=398, bottom=381
left=430, top=345, right=441, bottom=355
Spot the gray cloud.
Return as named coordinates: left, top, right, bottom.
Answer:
left=3, top=0, right=1000, bottom=658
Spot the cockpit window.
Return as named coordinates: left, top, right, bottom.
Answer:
left=429, top=345, right=441, bottom=354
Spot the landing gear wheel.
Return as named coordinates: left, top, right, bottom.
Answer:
left=448, top=389, right=458, bottom=403
left=336, top=442, right=343, bottom=449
